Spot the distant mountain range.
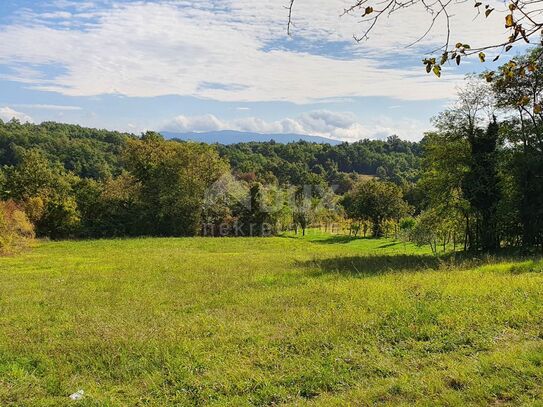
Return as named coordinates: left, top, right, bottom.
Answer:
left=161, top=130, right=343, bottom=145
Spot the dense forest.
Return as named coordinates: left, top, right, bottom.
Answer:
left=2, top=48, right=543, bottom=255
left=0, top=120, right=422, bottom=188
left=216, top=137, right=421, bottom=187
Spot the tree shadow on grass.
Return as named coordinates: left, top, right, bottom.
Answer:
left=282, top=234, right=372, bottom=245
left=298, top=254, right=441, bottom=277
left=299, top=250, right=543, bottom=278
left=377, top=241, right=401, bottom=248
left=309, top=235, right=367, bottom=244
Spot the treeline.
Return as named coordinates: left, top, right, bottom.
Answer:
left=0, top=120, right=419, bottom=243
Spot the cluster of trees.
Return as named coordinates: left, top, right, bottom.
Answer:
left=293, top=47, right=543, bottom=255
left=402, top=48, right=543, bottom=253
left=0, top=131, right=228, bottom=239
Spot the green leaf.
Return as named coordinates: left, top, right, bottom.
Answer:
left=456, top=55, right=461, bottom=65
left=485, top=8, right=494, bottom=17
left=363, top=6, right=373, bottom=16
left=478, top=52, right=486, bottom=62
left=505, top=44, right=513, bottom=52
left=433, top=65, right=441, bottom=78
left=440, top=52, right=448, bottom=65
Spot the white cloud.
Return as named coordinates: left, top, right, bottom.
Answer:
left=0, top=107, right=34, bottom=123
left=165, top=114, right=224, bottom=133
left=0, top=1, right=509, bottom=103
left=52, top=1, right=96, bottom=10
left=296, top=111, right=357, bottom=133
left=163, top=110, right=428, bottom=141
left=13, top=104, right=82, bottom=111
left=40, top=11, right=73, bottom=19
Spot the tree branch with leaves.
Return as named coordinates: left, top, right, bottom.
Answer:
left=287, top=0, right=543, bottom=77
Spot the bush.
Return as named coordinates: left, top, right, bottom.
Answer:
left=0, top=200, right=35, bottom=255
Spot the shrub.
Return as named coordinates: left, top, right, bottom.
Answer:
left=0, top=200, right=35, bottom=255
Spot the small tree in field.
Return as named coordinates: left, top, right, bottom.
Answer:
left=409, top=209, right=464, bottom=255
left=293, top=190, right=315, bottom=236
left=343, top=179, right=410, bottom=237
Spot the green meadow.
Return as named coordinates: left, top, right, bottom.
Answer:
left=1, top=233, right=543, bottom=406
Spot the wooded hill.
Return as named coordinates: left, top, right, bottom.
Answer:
left=0, top=120, right=422, bottom=187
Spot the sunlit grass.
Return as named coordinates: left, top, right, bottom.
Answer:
left=0, top=233, right=542, bottom=405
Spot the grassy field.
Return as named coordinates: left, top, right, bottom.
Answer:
left=1, top=232, right=543, bottom=406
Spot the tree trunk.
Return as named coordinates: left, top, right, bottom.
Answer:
left=464, top=216, right=469, bottom=252
left=372, top=218, right=382, bottom=238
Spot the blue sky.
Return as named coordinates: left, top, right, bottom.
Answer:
left=0, top=0, right=511, bottom=141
